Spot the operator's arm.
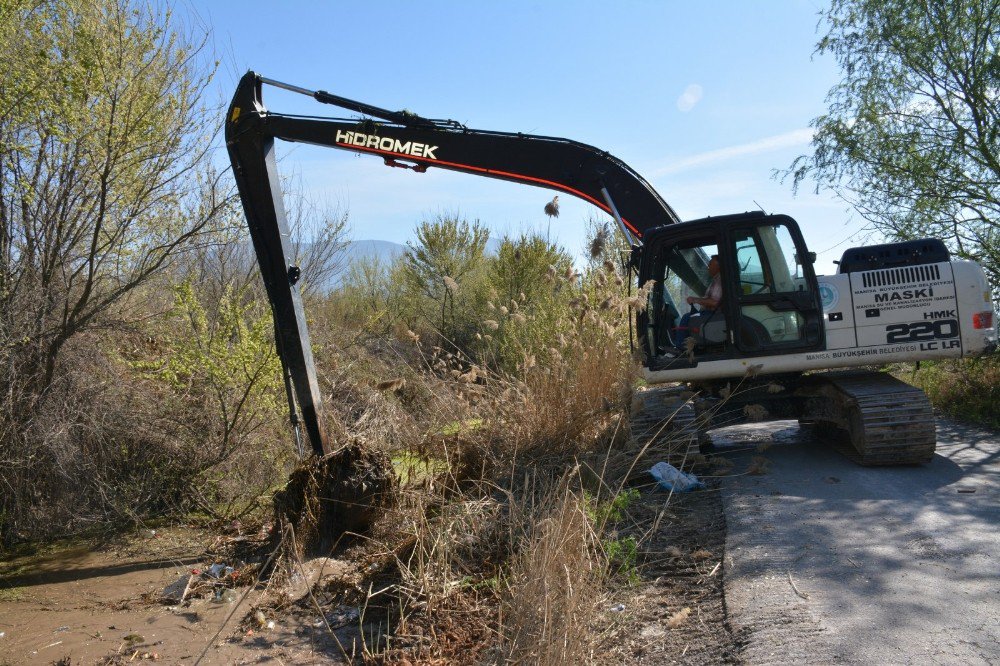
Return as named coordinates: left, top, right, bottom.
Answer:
left=687, top=294, right=720, bottom=310
left=686, top=275, right=722, bottom=310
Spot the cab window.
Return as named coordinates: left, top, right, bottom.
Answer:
left=733, top=225, right=808, bottom=295
left=647, top=236, right=720, bottom=354
left=732, top=223, right=809, bottom=349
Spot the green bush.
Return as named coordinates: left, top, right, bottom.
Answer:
left=604, top=535, right=640, bottom=585
left=907, top=353, right=1000, bottom=428
left=584, top=489, right=641, bottom=584
left=585, top=488, right=640, bottom=526
left=125, top=279, right=289, bottom=519
left=399, top=214, right=492, bottom=348
left=481, top=234, right=574, bottom=373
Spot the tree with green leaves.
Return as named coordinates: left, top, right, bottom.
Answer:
left=132, top=279, right=284, bottom=484
left=401, top=213, right=490, bottom=338
left=491, top=233, right=572, bottom=307
left=0, top=0, right=223, bottom=392
left=789, top=0, right=1000, bottom=289
left=0, top=0, right=228, bottom=542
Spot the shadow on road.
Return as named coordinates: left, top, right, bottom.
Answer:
left=715, top=417, right=1000, bottom=664
left=708, top=420, right=976, bottom=498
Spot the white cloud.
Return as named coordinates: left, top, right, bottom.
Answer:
left=652, top=128, right=815, bottom=176
left=676, top=84, right=703, bottom=112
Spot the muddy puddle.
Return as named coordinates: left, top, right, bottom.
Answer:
left=0, top=527, right=347, bottom=665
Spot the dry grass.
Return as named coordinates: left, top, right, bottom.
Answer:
left=667, top=606, right=692, bottom=628
left=364, top=469, right=610, bottom=663
left=2, top=227, right=706, bottom=662
left=299, top=262, right=646, bottom=663
left=0, top=332, right=290, bottom=544
left=498, top=479, right=604, bottom=665
left=488, top=340, right=635, bottom=462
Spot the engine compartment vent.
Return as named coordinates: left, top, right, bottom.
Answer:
left=861, top=264, right=941, bottom=288
left=838, top=239, right=950, bottom=274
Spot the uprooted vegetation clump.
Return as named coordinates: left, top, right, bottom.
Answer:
left=274, top=440, right=398, bottom=558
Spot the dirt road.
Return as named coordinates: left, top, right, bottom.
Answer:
left=718, top=418, right=1000, bottom=665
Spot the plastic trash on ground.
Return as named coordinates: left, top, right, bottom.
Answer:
left=207, top=563, right=234, bottom=579
left=649, top=461, right=704, bottom=492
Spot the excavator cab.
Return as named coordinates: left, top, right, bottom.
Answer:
left=638, top=212, right=824, bottom=370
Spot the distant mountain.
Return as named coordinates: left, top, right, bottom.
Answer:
left=344, top=237, right=503, bottom=268
left=345, top=239, right=407, bottom=267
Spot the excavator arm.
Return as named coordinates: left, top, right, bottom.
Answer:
left=225, top=71, right=679, bottom=455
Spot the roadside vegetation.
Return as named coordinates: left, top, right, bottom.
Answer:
left=5, top=0, right=998, bottom=662
left=902, top=355, right=1000, bottom=429
left=289, top=214, right=658, bottom=662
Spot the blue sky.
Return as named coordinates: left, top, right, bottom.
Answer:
left=190, top=0, right=870, bottom=275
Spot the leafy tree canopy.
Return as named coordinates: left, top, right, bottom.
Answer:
left=402, top=214, right=490, bottom=300
left=790, top=0, right=1000, bottom=287
left=400, top=213, right=490, bottom=338
left=491, top=233, right=572, bottom=308
left=0, top=0, right=221, bottom=388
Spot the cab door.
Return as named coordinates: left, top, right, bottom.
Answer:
left=726, top=216, right=824, bottom=355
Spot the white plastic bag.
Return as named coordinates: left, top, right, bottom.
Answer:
left=649, top=461, right=704, bottom=492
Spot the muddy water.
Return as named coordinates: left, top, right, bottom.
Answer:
left=0, top=528, right=338, bottom=665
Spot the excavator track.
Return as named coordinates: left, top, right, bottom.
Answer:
left=803, top=371, right=936, bottom=465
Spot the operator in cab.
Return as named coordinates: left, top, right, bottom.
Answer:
left=673, top=254, right=722, bottom=348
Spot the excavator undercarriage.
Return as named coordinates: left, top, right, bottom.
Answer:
left=649, top=371, right=938, bottom=467
left=799, top=372, right=937, bottom=465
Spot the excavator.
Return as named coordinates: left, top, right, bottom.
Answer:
left=226, top=71, right=996, bottom=467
